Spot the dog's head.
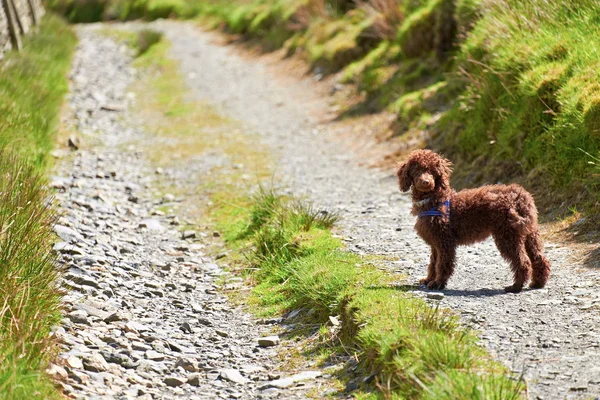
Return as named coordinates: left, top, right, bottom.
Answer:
left=397, top=150, right=453, bottom=195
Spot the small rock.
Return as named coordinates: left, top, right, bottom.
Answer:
left=215, top=329, right=229, bottom=338
left=68, top=369, right=90, bottom=384
left=164, top=376, right=186, bottom=387
left=219, top=369, right=248, bottom=384
left=182, top=230, right=196, bottom=239
left=426, top=292, right=444, bottom=300
left=260, top=370, right=321, bottom=390
left=82, top=353, right=110, bottom=372
left=125, top=321, right=151, bottom=333
left=50, top=179, right=67, bottom=191
left=67, top=310, right=89, bottom=325
left=180, top=322, right=193, bottom=334
left=191, top=303, right=203, bottom=314
left=68, top=135, right=81, bottom=150
left=100, top=350, right=134, bottom=368
left=100, top=103, right=125, bottom=112
left=54, top=225, right=84, bottom=243
left=175, top=357, right=198, bottom=372
left=138, top=219, right=164, bottom=231
left=53, top=242, right=84, bottom=255
left=145, top=350, right=165, bottom=361
left=260, top=377, right=294, bottom=389
left=257, top=336, right=280, bottom=347
left=569, top=385, right=588, bottom=392
left=46, top=364, right=68, bottom=380
left=187, top=373, right=201, bottom=386
left=66, top=356, right=83, bottom=370
left=197, top=318, right=213, bottom=327
left=104, top=311, right=126, bottom=323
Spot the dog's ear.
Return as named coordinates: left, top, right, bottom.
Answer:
left=396, top=161, right=412, bottom=192
left=439, top=155, right=453, bottom=180
left=435, top=154, right=453, bottom=190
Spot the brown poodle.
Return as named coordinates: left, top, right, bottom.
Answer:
left=397, top=150, right=551, bottom=293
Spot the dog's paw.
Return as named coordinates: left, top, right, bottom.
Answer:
left=418, top=277, right=432, bottom=286
left=528, top=281, right=546, bottom=289
left=504, top=284, right=523, bottom=293
left=426, top=281, right=446, bottom=290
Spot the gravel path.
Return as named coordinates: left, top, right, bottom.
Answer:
left=148, top=21, right=600, bottom=400
left=51, top=29, right=329, bottom=399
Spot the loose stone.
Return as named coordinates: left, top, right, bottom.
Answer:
left=219, top=369, right=248, bottom=385
left=257, top=336, right=280, bottom=347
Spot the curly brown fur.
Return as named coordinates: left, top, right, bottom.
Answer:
left=397, top=149, right=551, bottom=293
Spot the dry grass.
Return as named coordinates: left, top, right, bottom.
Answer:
left=289, top=0, right=328, bottom=30
left=0, top=154, right=62, bottom=400
left=358, top=0, right=403, bottom=39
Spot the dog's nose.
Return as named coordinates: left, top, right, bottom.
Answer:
left=419, top=178, right=431, bottom=187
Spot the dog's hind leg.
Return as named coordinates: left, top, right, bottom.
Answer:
left=525, top=231, right=551, bottom=289
left=419, top=247, right=438, bottom=286
left=493, top=233, right=531, bottom=293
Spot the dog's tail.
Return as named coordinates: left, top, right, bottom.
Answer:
left=525, top=231, right=551, bottom=288
left=507, top=208, right=529, bottom=233
left=508, top=188, right=536, bottom=234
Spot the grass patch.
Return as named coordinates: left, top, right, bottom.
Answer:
left=46, top=0, right=199, bottom=22
left=0, top=14, right=76, bottom=399
left=0, top=14, right=77, bottom=169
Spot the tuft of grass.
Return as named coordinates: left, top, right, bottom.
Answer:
left=358, top=0, right=404, bottom=40
left=0, top=155, right=62, bottom=400
left=136, top=29, right=164, bottom=55
left=0, top=14, right=76, bottom=399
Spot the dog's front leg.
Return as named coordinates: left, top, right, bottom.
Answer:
left=427, top=242, right=456, bottom=290
left=419, top=247, right=438, bottom=286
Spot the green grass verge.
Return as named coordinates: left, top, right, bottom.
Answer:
left=441, top=0, right=600, bottom=208
left=124, top=28, right=522, bottom=399
left=0, top=14, right=77, bottom=399
left=211, top=186, right=524, bottom=399
left=0, top=14, right=77, bottom=169
left=46, top=0, right=205, bottom=22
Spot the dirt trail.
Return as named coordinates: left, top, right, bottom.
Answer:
left=149, top=20, right=600, bottom=399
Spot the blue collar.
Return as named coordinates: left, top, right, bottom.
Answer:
left=418, top=199, right=450, bottom=218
